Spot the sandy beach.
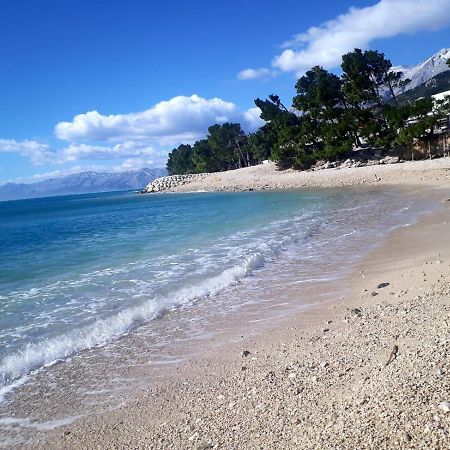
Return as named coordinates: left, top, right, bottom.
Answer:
left=12, top=159, right=447, bottom=450
left=145, top=158, right=450, bottom=193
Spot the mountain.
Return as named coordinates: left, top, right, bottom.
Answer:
left=396, top=71, right=450, bottom=104
left=393, top=48, right=450, bottom=95
left=0, top=168, right=167, bottom=201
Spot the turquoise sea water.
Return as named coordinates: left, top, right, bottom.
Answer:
left=0, top=188, right=423, bottom=397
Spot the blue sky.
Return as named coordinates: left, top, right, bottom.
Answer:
left=1, top=0, right=450, bottom=184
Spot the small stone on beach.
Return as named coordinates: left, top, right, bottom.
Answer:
left=438, top=401, right=450, bottom=412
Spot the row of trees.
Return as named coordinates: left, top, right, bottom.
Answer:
left=166, top=123, right=261, bottom=175
left=167, top=50, right=450, bottom=174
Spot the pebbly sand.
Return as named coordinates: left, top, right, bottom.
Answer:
left=9, top=160, right=450, bottom=449
left=145, top=158, right=450, bottom=193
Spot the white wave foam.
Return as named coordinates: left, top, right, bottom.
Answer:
left=0, top=252, right=265, bottom=393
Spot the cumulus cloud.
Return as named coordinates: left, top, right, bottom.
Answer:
left=260, top=0, right=450, bottom=75
left=55, top=94, right=262, bottom=144
left=237, top=68, right=277, bottom=81
left=1, top=95, right=264, bottom=181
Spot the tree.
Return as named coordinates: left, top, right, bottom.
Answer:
left=166, top=144, right=196, bottom=175
left=191, top=139, right=219, bottom=173
left=207, top=123, right=249, bottom=169
left=255, top=96, right=304, bottom=168
left=247, top=125, right=276, bottom=162
left=170, top=48, right=446, bottom=174
left=394, top=98, right=438, bottom=159
left=340, top=49, right=409, bottom=147
left=294, top=65, right=360, bottom=149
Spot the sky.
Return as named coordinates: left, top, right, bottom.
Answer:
left=1, top=0, right=450, bottom=184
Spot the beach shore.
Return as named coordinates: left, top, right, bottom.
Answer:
left=27, top=161, right=450, bottom=449
left=144, top=157, right=450, bottom=193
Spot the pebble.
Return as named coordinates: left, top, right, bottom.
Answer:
left=438, top=401, right=450, bottom=412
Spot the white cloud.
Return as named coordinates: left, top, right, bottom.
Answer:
left=0, top=139, right=168, bottom=166
left=55, top=94, right=262, bottom=144
left=237, top=68, right=277, bottom=81
left=0, top=139, right=55, bottom=165
left=1, top=95, right=264, bottom=182
left=243, top=107, right=266, bottom=131
left=58, top=142, right=164, bottom=163
left=266, top=0, right=450, bottom=75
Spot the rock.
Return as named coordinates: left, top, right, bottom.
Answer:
left=188, top=432, right=199, bottom=441
left=380, top=156, right=400, bottom=165
left=371, top=291, right=379, bottom=297
left=377, top=282, right=390, bottom=289
left=143, top=173, right=208, bottom=194
left=438, top=401, right=450, bottom=412
left=350, top=307, right=363, bottom=317
left=240, top=350, right=251, bottom=357
left=197, top=443, right=212, bottom=450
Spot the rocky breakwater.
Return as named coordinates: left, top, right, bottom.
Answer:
left=141, top=173, right=208, bottom=193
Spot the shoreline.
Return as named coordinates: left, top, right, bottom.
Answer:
left=143, top=157, right=450, bottom=194
left=18, top=185, right=450, bottom=449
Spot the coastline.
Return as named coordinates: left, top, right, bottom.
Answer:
left=143, top=157, right=450, bottom=193
left=22, top=183, right=450, bottom=449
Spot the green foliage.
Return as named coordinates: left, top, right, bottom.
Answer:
left=167, top=48, right=449, bottom=175
left=247, top=125, right=275, bottom=162
left=394, top=98, right=439, bottom=146
left=166, top=144, right=196, bottom=175
left=166, top=123, right=252, bottom=175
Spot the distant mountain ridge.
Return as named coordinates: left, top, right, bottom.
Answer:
left=394, top=48, right=450, bottom=95
left=0, top=168, right=167, bottom=201
left=396, top=71, right=450, bottom=104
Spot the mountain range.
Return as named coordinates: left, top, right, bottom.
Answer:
left=0, top=168, right=167, bottom=201
left=394, top=48, right=450, bottom=95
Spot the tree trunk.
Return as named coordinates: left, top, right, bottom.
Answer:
left=384, top=70, right=399, bottom=106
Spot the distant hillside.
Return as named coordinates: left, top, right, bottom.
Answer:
left=395, top=71, right=450, bottom=104
left=0, top=168, right=167, bottom=201
left=393, top=48, right=450, bottom=95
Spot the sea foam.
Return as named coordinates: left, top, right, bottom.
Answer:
left=0, top=251, right=266, bottom=391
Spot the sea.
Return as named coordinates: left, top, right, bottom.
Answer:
left=0, top=187, right=433, bottom=444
